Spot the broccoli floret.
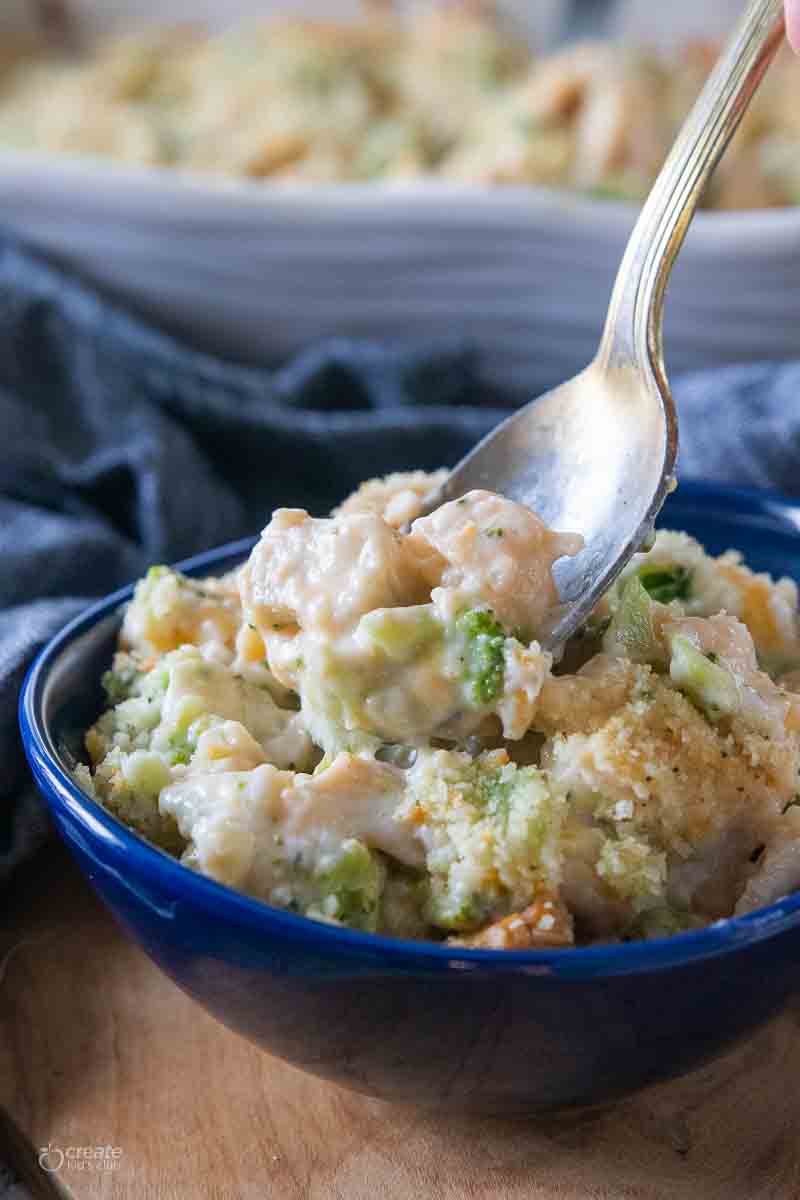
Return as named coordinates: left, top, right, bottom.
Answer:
left=425, top=887, right=488, bottom=933
left=604, top=576, right=665, bottom=667
left=456, top=608, right=506, bottom=706
left=100, top=651, right=158, bottom=707
left=638, top=564, right=692, bottom=604
left=121, top=750, right=171, bottom=800
left=165, top=729, right=193, bottom=766
left=668, top=634, right=739, bottom=721
left=471, top=766, right=516, bottom=818
left=359, top=605, right=441, bottom=663
left=101, top=663, right=140, bottom=705
left=313, top=839, right=386, bottom=932
left=405, top=752, right=561, bottom=934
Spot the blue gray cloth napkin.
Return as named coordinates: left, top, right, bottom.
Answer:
left=2, top=236, right=800, bottom=881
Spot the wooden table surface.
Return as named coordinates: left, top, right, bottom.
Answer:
left=1, top=844, right=798, bottom=1200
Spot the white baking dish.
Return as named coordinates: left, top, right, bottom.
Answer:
left=1, top=1, right=797, bottom=398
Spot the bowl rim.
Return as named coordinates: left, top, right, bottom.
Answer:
left=3, top=147, right=800, bottom=243
left=19, top=478, right=800, bottom=978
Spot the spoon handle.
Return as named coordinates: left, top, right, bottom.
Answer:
left=599, top=0, right=785, bottom=386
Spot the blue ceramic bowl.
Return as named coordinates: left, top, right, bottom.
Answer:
left=19, top=481, right=800, bottom=1114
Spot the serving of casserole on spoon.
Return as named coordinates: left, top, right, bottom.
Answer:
left=419, top=0, right=786, bottom=653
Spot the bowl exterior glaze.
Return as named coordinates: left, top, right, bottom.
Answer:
left=20, top=482, right=800, bottom=1113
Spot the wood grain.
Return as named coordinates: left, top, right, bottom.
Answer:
left=0, top=845, right=799, bottom=1200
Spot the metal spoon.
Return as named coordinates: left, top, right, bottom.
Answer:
left=421, top=0, right=785, bottom=651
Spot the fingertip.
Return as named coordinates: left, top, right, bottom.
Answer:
left=787, top=0, right=800, bottom=53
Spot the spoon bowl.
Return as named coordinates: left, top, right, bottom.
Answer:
left=424, top=0, right=785, bottom=650
left=432, top=361, right=675, bottom=647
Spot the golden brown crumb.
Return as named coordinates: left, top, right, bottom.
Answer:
left=449, top=892, right=574, bottom=949
left=543, top=670, right=796, bottom=856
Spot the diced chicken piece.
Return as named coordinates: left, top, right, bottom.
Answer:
left=669, top=828, right=765, bottom=920
left=240, top=508, right=430, bottom=637
left=284, top=753, right=423, bottom=868
left=496, top=640, right=552, bottom=740
left=537, top=654, right=642, bottom=736
left=665, top=612, right=759, bottom=672
left=735, top=807, right=800, bottom=915
left=160, top=763, right=294, bottom=892
left=333, top=470, right=448, bottom=529
left=158, top=646, right=314, bottom=771
left=160, top=751, right=421, bottom=901
left=716, top=553, right=800, bottom=673
left=409, top=490, right=581, bottom=635
left=231, top=621, right=295, bottom=707
left=190, top=720, right=267, bottom=774
left=663, top=613, right=796, bottom=739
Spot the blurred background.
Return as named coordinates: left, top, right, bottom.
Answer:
left=1, top=1, right=749, bottom=45
left=0, top=0, right=797, bottom=399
